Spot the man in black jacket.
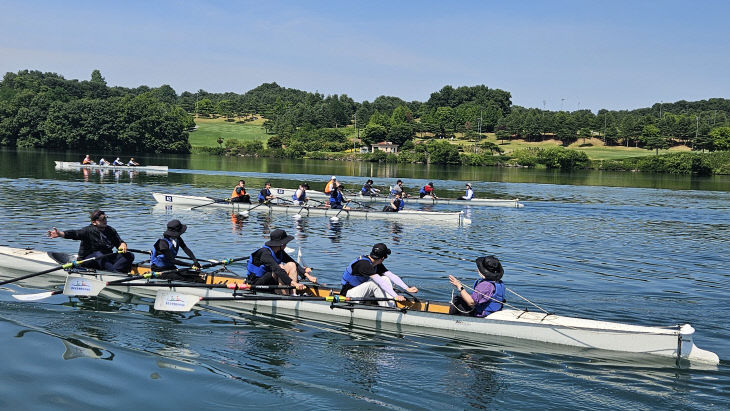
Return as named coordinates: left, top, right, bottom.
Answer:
left=47, top=210, right=134, bottom=273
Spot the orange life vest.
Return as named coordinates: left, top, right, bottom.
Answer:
left=324, top=179, right=335, bottom=194
left=231, top=186, right=246, bottom=198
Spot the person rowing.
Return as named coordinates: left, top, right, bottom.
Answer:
left=98, top=158, right=108, bottom=166
left=361, top=179, right=380, bottom=197
left=47, top=210, right=134, bottom=273
left=292, top=182, right=310, bottom=205
left=112, top=157, right=123, bottom=166
left=419, top=182, right=438, bottom=199
left=230, top=180, right=251, bottom=203
left=390, top=179, right=410, bottom=198
left=382, top=191, right=404, bottom=212
left=329, top=183, right=351, bottom=210
left=246, top=229, right=317, bottom=293
left=340, top=243, right=418, bottom=307
left=82, top=154, right=94, bottom=165
left=127, top=158, right=140, bottom=166
left=150, top=219, right=202, bottom=281
left=457, top=183, right=474, bottom=201
left=324, top=176, right=337, bottom=195
left=257, top=181, right=276, bottom=203
left=448, top=255, right=506, bottom=317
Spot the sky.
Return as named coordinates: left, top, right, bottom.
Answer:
left=1, top=0, right=729, bottom=112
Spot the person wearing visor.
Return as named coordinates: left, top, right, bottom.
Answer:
left=246, top=229, right=316, bottom=293
left=458, top=183, right=474, bottom=200
left=448, top=255, right=506, bottom=317
left=340, top=243, right=418, bottom=307
left=150, top=219, right=201, bottom=280
left=47, top=210, right=134, bottom=273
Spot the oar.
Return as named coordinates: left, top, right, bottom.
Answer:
left=190, top=197, right=226, bottom=210
left=1, top=251, right=123, bottom=287
left=237, top=199, right=271, bottom=217
left=127, top=249, right=215, bottom=263
left=329, top=200, right=351, bottom=222
left=349, top=199, right=376, bottom=210
left=294, top=202, right=310, bottom=219
left=153, top=290, right=395, bottom=312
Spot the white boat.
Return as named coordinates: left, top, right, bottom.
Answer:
left=271, top=187, right=524, bottom=208
left=54, top=161, right=168, bottom=173
left=152, top=193, right=469, bottom=225
left=0, top=245, right=719, bottom=366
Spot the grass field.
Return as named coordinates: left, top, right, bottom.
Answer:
left=188, top=117, right=269, bottom=148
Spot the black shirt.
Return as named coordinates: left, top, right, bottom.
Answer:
left=63, top=224, right=124, bottom=259
left=340, top=257, right=388, bottom=295
left=250, top=247, right=305, bottom=285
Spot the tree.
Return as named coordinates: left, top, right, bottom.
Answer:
left=362, top=124, right=387, bottom=145
left=480, top=141, right=503, bottom=155
left=709, top=126, right=730, bottom=151
left=641, top=124, right=668, bottom=154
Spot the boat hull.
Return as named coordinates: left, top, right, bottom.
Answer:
left=0, top=246, right=719, bottom=366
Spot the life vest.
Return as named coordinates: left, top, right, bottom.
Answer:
left=473, top=279, right=505, bottom=317
left=231, top=186, right=247, bottom=199
left=329, top=191, right=344, bottom=207
left=324, top=179, right=335, bottom=194
left=150, top=237, right=179, bottom=269
left=390, top=186, right=401, bottom=197
left=464, top=188, right=474, bottom=200
left=420, top=185, right=433, bottom=196
left=247, top=246, right=282, bottom=278
left=82, top=158, right=92, bottom=164
left=393, top=198, right=404, bottom=211
left=341, top=255, right=371, bottom=287
left=292, top=189, right=306, bottom=202
left=361, top=184, right=372, bottom=195
left=258, top=188, right=271, bottom=202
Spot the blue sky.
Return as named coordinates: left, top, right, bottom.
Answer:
left=1, top=0, right=729, bottom=112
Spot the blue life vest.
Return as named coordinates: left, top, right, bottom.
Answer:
left=361, top=185, right=370, bottom=195
left=247, top=246, right=282, bottom=278
left=341, top=255, right=371, bottom=287
left=258, top=188, right=271, bottom=202
left=150, top=237, right=178, bottom=269
left=464, top=189, right=473, bottom=200
left=292, top=189, right=306, bottom=202
left=330, top=191, right=343, bottom=208
left=419, top=186, right=427, bottom=195
left=473, top=279, right=505, bottom=317
left=393, top=198, right=404, bottom=211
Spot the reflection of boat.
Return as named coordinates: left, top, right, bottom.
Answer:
left=271, top=187, right=523, bottom=208
left=0, top=245, right=719, bottom=366
left=54, top=161, right=168, bottom=173
left=152, top=193, right=469, bottom=225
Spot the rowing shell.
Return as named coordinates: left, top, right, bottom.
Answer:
left=0, top=246, right=719, bottom=366
left=54, top=161, right=168, bottom=173
left=152, top=193, right=469, bottom=225
left=271, top=187, right=524, bottom=208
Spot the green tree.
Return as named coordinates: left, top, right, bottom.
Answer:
left=709, top=126, right=730, bottom=151
left=641, top=124, right=669, bottom=154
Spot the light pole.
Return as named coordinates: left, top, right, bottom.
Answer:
left=354, top=113, right=358, bottom=153
left=560, top=98, right=565, bottom=111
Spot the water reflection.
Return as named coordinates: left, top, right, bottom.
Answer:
left=327, top=220, right=343, bottom=243
left=389, top=222, right=403, bottom=244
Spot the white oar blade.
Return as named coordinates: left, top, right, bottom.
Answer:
left=153, top=290, right=200, bottom=312
left=12, top=291, right=56, bottom=301
left=284, top=247, right=295, bottom=254
left=63, top=275, right=107, bottom=297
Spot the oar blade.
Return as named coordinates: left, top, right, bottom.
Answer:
left=12, top=290, right=58, bottom=301
left=63, top=275, right=107, bottom=297
left=153, top=290, right=200, bottom=312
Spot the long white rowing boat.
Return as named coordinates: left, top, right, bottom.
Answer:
left=271, top=187, right=524, bottom=208
left=152, top=193, right=469, bottom=225
left=54, top=161, right=168, bottom=173
left=0, top=245, right=719, bottom=366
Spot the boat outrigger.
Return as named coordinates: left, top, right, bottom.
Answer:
left=152, top=193, right=470, bottom=225
left=54, top=161, right=168, bottom=173
left=271, top=187, right=524, bottom=208
left=0, top=246, right=719, bottom=366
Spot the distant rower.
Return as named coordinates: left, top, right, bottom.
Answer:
left=457, top=183, right=474, bottom=201
left=230, top=180, right=251, bottom=203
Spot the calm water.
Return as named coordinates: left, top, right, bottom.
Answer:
left=1, top=148, right=729, bottom=409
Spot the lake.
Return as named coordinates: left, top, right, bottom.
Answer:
left=1, top=148, right=729, bottom=409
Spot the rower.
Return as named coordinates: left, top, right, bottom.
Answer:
left=324, top=176, right=337, bottom=195
left=82, top=154, right=93, bottom=165
left=457, top=183, right=474, bottom=201
left=128, top=158, right=140, bottom=166
left=47, top=210, right=134, bottom=273
left=419, top=182, right=438, bottom=199
left=292, top=182, right=309, bottom=205
left=382, top=191, right=404, bottom=212
left=112, top=157, right=123, bottom=166
left=231, top=180, right=251, bottom=203
left=390, top=179, right=409, bottom=198
left=99, top=158, right=108, bottom=166
left=150, top=219, right=202, bottom=281
left=340, top=243, right=418, bottom=307
left=329, top=183, right=350, bottom=210
left=361, top=179, right=380, bottom=197
left=257, top=181, right=276, bottom=203
left=448, top=256, right=506, bottom=317
left=246, top=229, right=316, bottom=293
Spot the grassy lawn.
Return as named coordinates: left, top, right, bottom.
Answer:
left=189, top=116, right=270, bottom=148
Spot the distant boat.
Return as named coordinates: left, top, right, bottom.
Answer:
left=54, top=161, right=168, bottom=173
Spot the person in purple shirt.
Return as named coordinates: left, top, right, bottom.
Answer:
left=448, top=255, right=506, bottom=317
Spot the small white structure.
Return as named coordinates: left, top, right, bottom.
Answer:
left=371, top=141, right=399, bottom=153
left=359, top=146, right=370, bottom=154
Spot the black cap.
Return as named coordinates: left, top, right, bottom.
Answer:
left=476, top=256, right=504, bottom=281
left=265, top=229, right=294, bottom=247
left=370, top=243, right=392, bottom=259
left=396, top=179, right=403, bottom=183
left=301, top=182, right=310, bottom=189
left=164, top=219, right=187, bottom=237
left=428, top=182, right=434, bottom=187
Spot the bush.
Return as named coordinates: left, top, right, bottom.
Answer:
left=536, top=147, right=589, bottom=170
left=509, top=148, right=540, bottom=167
